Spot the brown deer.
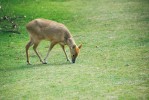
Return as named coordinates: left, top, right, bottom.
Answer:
left=25, top=18, right=82, bottom=64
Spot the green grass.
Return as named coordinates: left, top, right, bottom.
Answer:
left=0, top=0, right=149, bottom=99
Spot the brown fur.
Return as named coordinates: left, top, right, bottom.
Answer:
left=25, top=18, right=82, bottom=64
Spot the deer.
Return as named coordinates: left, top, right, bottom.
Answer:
left=25, top=18, right=82, bottom=65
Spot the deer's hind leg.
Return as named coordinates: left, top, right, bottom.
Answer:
left=33, top=41, right=45, bottom=64
left=26, top=39, right=33, bottom=65
left=44, top=41, right=57, bottom=64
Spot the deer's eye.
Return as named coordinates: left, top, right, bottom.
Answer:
left=73, top=55, right=75, bottom=57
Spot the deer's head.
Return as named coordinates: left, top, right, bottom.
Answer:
left=70, top=44, right=82, bottom=63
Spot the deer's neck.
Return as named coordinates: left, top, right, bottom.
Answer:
left=67, top=37, right=76, bottom=48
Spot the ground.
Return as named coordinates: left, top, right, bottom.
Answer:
left=0, top=0, right=149, bottom=100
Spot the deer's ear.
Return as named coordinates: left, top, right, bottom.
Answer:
left=70, top=45, right=76, bottom=50
left=72, top=45, right=76, bottom=49
left=78, top=44, right=82, bottom=49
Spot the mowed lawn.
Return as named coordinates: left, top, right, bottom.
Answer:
left=0, top=0, right=149, bottom=99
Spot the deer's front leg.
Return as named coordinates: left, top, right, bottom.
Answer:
left=60, top=44, right=71, bottom=62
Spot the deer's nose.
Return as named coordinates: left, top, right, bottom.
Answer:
left=72, top=60, right=75, bottom=63
left=72, top=59, right=76, bottom=63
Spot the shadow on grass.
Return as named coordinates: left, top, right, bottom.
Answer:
left=0, top=61, right=71, bottom=72
left=27, top=61, right=71, bottom=68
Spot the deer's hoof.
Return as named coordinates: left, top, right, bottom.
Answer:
left=27, top=61, right=31, bottom=65
left=43, top=62, right=47, bottom=64
left=67, top=59, right=71, bottom=63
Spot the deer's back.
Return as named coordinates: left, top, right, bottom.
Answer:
left=26, top=18, right=71, bottom=42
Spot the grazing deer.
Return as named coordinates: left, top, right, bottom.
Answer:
left=25, top=18, right=82, bottom=64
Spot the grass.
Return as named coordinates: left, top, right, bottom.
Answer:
left=0, top=0, right=149, bottom=99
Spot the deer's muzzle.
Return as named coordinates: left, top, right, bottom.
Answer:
left=72, top=58, right=76, bottom=63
